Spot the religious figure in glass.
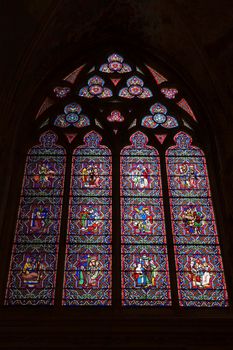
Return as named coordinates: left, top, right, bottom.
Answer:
left=76, top=255, right=103, bottom=288
left=131, top=206, right=153, bottom=234
left=132, top=255, right=158, bottom=288
left=80, top=207, right=102, bottom=234
left=130, top=164, right=151, bottom=189
left=181, top=206, right=205, bottom=235
left=30, top=206, right=50, bottom=233
left=81, top=163, right=100, bottom=188
left=174, top=162, right=199, bottom=189
left=33, top=162, right=55, bottom=188
left=188, top=257, right=212, bottom=289
left=21, top=255, right=45, bottom=288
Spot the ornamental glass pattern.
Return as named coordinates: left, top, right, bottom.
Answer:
left=5, top=132, right=66, bottom=305
left=166, top=132, right=228, bottom=307
left=63, top=131, right=112, bottom=305
left=121, top=131, right=171, bottom=306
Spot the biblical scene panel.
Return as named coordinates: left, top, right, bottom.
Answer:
left=175, top=245, right=228, bottom=307
left=68, top=197, right=111, bottom=244
left=121, top=157, right=161, bottom=197
left=64, top=244, right=111, bottom=305
left=122, top=198, right=165, bottom=245
left=122, top=244, right=171, bottom=306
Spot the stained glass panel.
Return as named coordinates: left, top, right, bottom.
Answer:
left=100, top=53, right=132, bottom=73
left=63, top=131, right=112, bottom=305
left=53, top=86, right=71, bottom=98
left=79, top=76, right=112, bottom=98
left=141, top=103, right=178, bottom=129
left=166, top=132, right=228, bottom=307
left=54, top=103, right=90, bottom=128
left=161, top=88, right=178, bottom=99
left=121, top=131, right=171, bottom=306
left=107, top=110, right=124, bottom=122
left=5, top=131, right=66, bottom=305
left=119, top=76, right=152, bottom=99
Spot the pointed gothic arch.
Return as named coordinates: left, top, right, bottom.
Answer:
left=4, top=52, right=229, bottom=308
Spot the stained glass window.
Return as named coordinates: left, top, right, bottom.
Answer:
left=63, top=131, right=112, bottom=305
left=5, top=131, right=66, bottom=305
left=5, top=52, right=229, bottom=309
left=166, top=132, right=228, bottom=307
left=121, top=131, right=171, bottom=306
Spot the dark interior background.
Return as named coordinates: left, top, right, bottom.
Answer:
left=0, top=1, right=233, bottom=349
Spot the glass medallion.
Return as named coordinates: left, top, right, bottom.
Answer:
left=89, top=85, right=103, bottom=96
left=66, top=113, right=79, bottom=123
left=153, top=113, right=167, bottom=124
left=128, top=85, right=143, bottom=96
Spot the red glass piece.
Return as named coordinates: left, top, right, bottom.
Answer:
left=155, top=134, right=167, bottom=144
left=65, top=133, right=77, bottom=143
left=111, top=78, right=121, bottom=86
left=177, top=98, right=197, bottom=122
left=146, top=65, right=167, bottom=85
